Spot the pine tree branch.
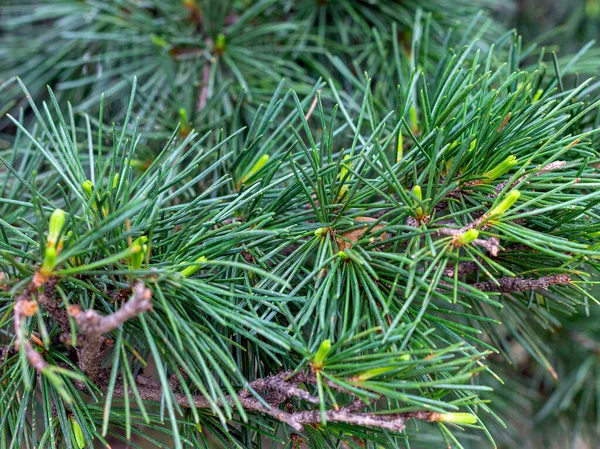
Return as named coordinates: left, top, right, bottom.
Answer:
left=67, top=281, right=152, bottom=383
left=13, top=281, right=49, bottom=372
left=493, top=161, right=567, bottom=195
left=111, top=370, right=444, bottom=433
left=436, top=228, right=501, bottom=256
left=430, top=162, right=568, bottom=245
left=198, top=52, right=211, bottom=111
left=472, top=274, right=572, bottom=293
left=443, top=260, right=480, bottom=277
left=68, top=281, right=152, bottom=339
left=12, top=277, right=153, bottom=382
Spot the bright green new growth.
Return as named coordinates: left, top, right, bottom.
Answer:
left=47, top=209, right=66, bottom=249
left=437, top=413, right=478, bottom=425
left=337, top=250, right=349, bottom=260
left=129, top=236, right=148, bottom=270
left=312, top=339, right=332, bottom=370
left=356, top=354, right=411, bottom=381
left=180, top=255, right=208, bottom=278
left=41, top=246, right=57, bottom=276
left=70, top=416, right=85, bottom=449
left=82, top=180, right=94, bottom=198
left=42, top=209, right=67, bottom=274
left=413, top=184, right=424, bottom=217
left=454, top=229, right=480, bottom=246
left=485, top=155, right=519, bottom=181
left=488, top=190, right=522, bottom=219
left=240, top=154, right=270, bottom=185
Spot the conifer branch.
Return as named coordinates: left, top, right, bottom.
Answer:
left=437, top=228, right=501, bottom=256
left=67, top=281, right=152, bottom=383
left=111, top=370, right=451, bottom=433
left=13, top=282, right=49, bottom=372
left=493, top=161, right=567, bottom=195
left=472, top=274, right=572, bottom=293
left=12, top=277, right=153, bottom=382
left=1, top=2, right=599, bottom=445
left=443, top=260, right=481, bottom=277
left=68, top=281, right=152, bottom=340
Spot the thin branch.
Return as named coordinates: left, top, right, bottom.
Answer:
left=198, top=61, right=211, bottom=111
left=68, top=281, right=152, bottom=383
left=473, top=274, right=572, bottom=293
left=250, top=371, right=320, bottom=405
left=493, top=161, right=567, bottom=195
left=423, top=161, right=567, bottom=232
left=436, top=228, right=500, bottom=256
left=288, top=408, right=439, bottom=432
left=443, top=260, right=480, bottom=278
left=110, top=370, right=443, bottom=433
left=13, top=282, right=48, bottom=372
left=68, top=281, right=152, bottom=339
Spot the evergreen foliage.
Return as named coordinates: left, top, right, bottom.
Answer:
left=1, top=1, right=600, bottom=448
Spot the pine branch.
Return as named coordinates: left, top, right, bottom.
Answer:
left=437, top=228, right=501, bottom=256
left=111, top=370, right=451, bottom=433
left=443, top=260, right=481, bottom=277
left=12, top=275, right=152, bottom=384
left=493, top=161, right=567, bottom=195
left=68, top=281, right=152, bottom=383
left=472, top=274, right=572, bottom=293
left=12, top=278, right=50, bottom=372
left=68, top=281, right=152, bottom=340
left=2, top=4, right=600, bottom=443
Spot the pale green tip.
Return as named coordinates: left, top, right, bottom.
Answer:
left=356, top=353, right=410, bottom=381
left=396, top=130, right=403, bottom=163
left=489, top=190, right=521, bottom=218
left=337, top=251, right=349, bottom=260
left=241, top=154, right=270, bottom=184
left=150, top=34, right=169, bottom=49
left=454, top=229, right=479, bottom=246
left=314, top=227, right=328, bottom=237
left=181, top=256, right=208, bottom=278
left=356, top=366, right=396, bottom=381
left=412, top=185, right=422, bottom=201
left=129, top=236, right=148, bottom=270
left=215, top=33, right=226, bottom=52
left=413, top=185, right=423, bottom=216
left=469, top=138, right=477, bottom=152
left=312, top=339, right=332, bottom=369
left=179, top=108, right=188, bottom=123
left=436, top=412, right=478, bottom=425
left=484, top=155, right=518, bottom=181
left=339, top=154, right=351, bottom=180
left=70, top=416, right=85, bottom=449
left=409, top=105, right=418, bottom=133
left=82, top=180, right=94, bottom=198
left=41, top=246, right=57, bottom=275
left=47, top=209, right=66, bottom=249
left=133, top=236, right=148, bottom=246
left=130, top=160, right=146, bottom=168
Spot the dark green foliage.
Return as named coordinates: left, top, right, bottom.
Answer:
left=2, top=2, right=600, bottom=449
